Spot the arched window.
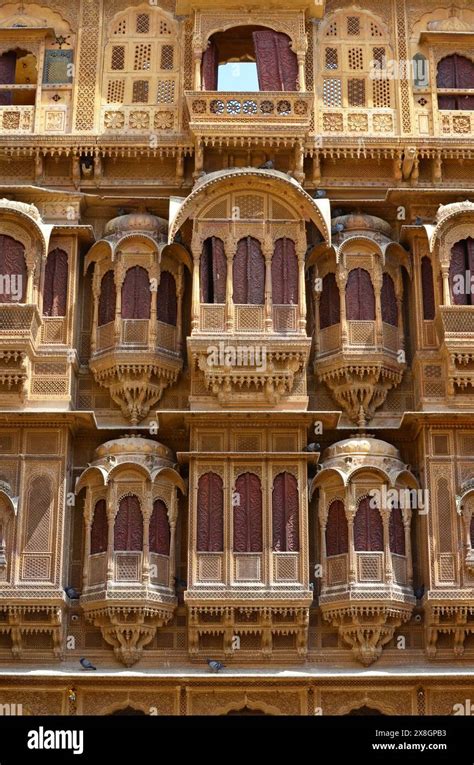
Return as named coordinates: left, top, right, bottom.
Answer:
left=201, top=237, right=226, bottom=303
left=233, top=472, right=262, bottom=553
left=272, top=472, right=299, bottom=552
left=197, top=472, right=223, bottom=552
left=437, top=55, right=474, bottom=111
left=389, top=507, right=405, bottom=556
left=121, top=266, right=151, bottom=319
left=149, top=499, right=170, bottom=556
left=103, top=8, right=178, bottom=117
left=114, top=495, right=143, bottom=551
left=421, top=256, right=436, bottom=320
left=354, top=496, right=383, bottom=552
left=202, top=27, right=297, bottom=92
left=470, top=513, right=474, bottom=549
left=319, top=273, right=340, bottom=329
left=157, top=270, right=177, bottom=325
left=326, top=499, right=348, bottom=557
left=91, top=499, right=108, bottom=554
left=98, top=270, right=116, bottom=326
left=0, top=235, right=26, bottom=304
left=381, top=273, right=398, bottom=326
left=272, top=238, right=298, bottom=305
left=0, top=49, right=37, bottom=106
left=233, top=237, right=265, bottom=305
left=450, top=238, right=474, bottom=306
left=43, top=249, right=68, bottom=317
left=345, top=268, right=375, bottom=321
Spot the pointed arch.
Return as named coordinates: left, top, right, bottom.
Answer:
left=0, top=235, right=26, bottom=304
left=121, top=266, right=151, bottom=319
left=43, top=248, right=68, bottom=317
left=233, top=237, right=264, bottom=305
left=197, top=472, right=223, bottom=552
left=233, top=472, right=262, bottom=553
left=389, top=507, right=405, bottom=556
left=272, top=238, right=298, bottom=305
left=150, top=498, right=170, bottom=555
left=381, top=272, right=398, bottom=327
left=354, top=496, right=383, bottom=552
left=326, top=499, right=348, bottom=557
left=114, top=495, right=143, bottom=551
left=272, top=472, right=299, bottom=552
left=345, top=268, right=375, bottom=321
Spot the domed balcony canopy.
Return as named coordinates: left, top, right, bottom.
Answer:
left=168, top=168, right=332, bottom=246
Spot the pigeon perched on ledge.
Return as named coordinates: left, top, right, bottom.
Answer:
left=65, top=586, right=79, bottom=600
left=207, top=659, right=225, bottom=673
left=258, top=160, right=274, bottom=170
left=80, top=658, right=96, bottom=670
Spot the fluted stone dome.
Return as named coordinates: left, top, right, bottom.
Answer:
left=331, top=213, right=392, bottom=239
left=104, top=212, right=168, bottom=241
left=321, top=435, right=406, bottom=474
left=95, top=435, right=174, bottom=465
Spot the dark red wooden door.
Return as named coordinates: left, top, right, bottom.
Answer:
left=233, top=472, right=262, bottom=553
left=43, top=248, right=68, bottom=316
left=233, top=237, right=265, bottom=304
left=326, top=499, right=348, bottom=556
left=381, top=273, right=398, bottom=326
left=202, top=39, right=218, bottom=91
left=121, top=266, right=151, bottom=319
left=157, top=270, right=177, bottom=325
left=253, top=31, right=298, bottom=91
left=437, top=55, right=474, bottom=110
left=0, top=52, right=16, bottom=105
left=91, top=499, right=108, bottom=555
left=201, top=237, right=227, bottom=303
left=450, top=238, right=474, bottom=306
left=389, top=507, right=405, bottom=556
left=114, top=495, right=143, bottom=551
left=421, top=256, right=436, bottom=319
left=0, top=235, right=26, bottom=303
left=272, top=472, right=299, bottom=552
left=319, top=273, right=340, bottom=329
left=345, top=268, right=375, bottom=321
left=149, top=499, right=170, bottom=555
left=197, top=472, right=224, bottom=552
left=272, top=238, right=298, bottom=305
left=98, top=271, right=116, bottom=326
left=354, top=497, right=383, bottom=552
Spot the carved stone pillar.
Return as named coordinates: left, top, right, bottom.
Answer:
left=373, top=269, right=383, bottom=347
left=263, top=241, right=273, bottom=332
left=346, top=493, right=356, bottom=585
left=297, top=52, right=306, bottom=91
left=193, top=48, right=203, bottom=91
left=91, top=268, right=100, bottom=354
left=191, top=241, right=201, bottom=332
left=176, top=263, right=184, bottom=353
left=441, top=266, right=451, bottom=306
left=149, top=265, right=159, bottom=348
left=106, top=483, right=116, bottom=585
left=297, top=246, right=307, bottom=332
left=114, top=260, right=124, bottom=343
left=382, top=508, right=393, bottom=584
left=82, top=487, right=93, bottom=590
left=403, top=512, right=413, bottom=586
left=225, top=242, right=235, bottom=333
left=294, top=141, right=305, bottom=185
left=314, top=269, right=321, bottom=354
left=320, top=511, right=327, bottom=588
left=168, top=490, right=178, bottom=589
left=337, top=267, right=348, bottom=345
left=142, top=485, right=151, bottom=585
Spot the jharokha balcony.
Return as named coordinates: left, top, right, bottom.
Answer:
left=436, top=306, right=474, bottom=394
left=76, top=436, right=186, bottom=666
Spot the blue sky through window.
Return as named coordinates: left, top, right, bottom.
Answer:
left=218, top=62, right=259, bottom=91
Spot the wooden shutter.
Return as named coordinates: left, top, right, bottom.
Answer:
left=0, top=52, right=16, bottom=106
left=201, top=238, right=226, bottom=303
left=437, top=55, right=474, bottom=110
left=253, top=31, right=298, bottom=91
left=325, top=499, right=348, bottom=557
left=233, top=237, right=264, bottom=305
left=455, top=55, right=474, bottom=110
left=346, top=268, right=375, bottom=321
left=91, top=499, right=108, bottom=555
left=197, top=472, right=223, bottom=552
left=149, top=499, right=170, bottom=555
left=421, top=257, right=436, bottom=320
left=114, top=495, right=143, bottom=551
left=43, top=248, right=68, bottom=317
left=0, top=235, right=26, bottom=303
left=381, top=273, right=398, bottom=326
left=98, top=270, right=116, bottom=326
left=157, top=270, right=177, bottom=325
left=354, top=497, right=383, bottom=552
left=450, top=240, right=468, bottom=306
left=233, top=472, right=262, bottom=553
left=272, top=238, right=298, bottom=305
left=470, top=514, right=474, bottom=549
left=389, top=507, right=405, bottom=556
left=121, top=266, right=151, bottom=319
left=319, top=273, right=340, bottom=329
left=202, top=39, right=218, bottom=91
left=272, top=472, right=299, bottom=552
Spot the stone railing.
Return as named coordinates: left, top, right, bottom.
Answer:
left=186, top=91, right=312, bottom=132
left=94, top=319, right=179, bottom=354
left=0, top=304, right=41, bottom=343
left=100, top=103, right=178, bottom=134
left=437, top=306, right=474, bottom=336
left=439, top=109, right=474, bottom=137
left=319, top=107, right=397, bottom=136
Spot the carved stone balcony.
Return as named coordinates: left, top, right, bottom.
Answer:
left=436, top=306, right=474, bottom=394
left=0, top=305, right=42, bottom=400
left=439, top=109, right=474, bottom=137
left=319, top=107, right=397, bottom=136
left=185, top=91, right=313, bottom=138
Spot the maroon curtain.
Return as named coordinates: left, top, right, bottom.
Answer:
left=354, top=497, right=383, bottom=552
left=114, top=495, right=143, bottom=551
left=149, top=499, right=170, bottom=556
left=121, top=266, right=151, bottom=319
left=202, top=38, right=218, bottom=91
left=233, top=237, right=265, bottom=304
left=253, top=31, right=298, bottom=91
left=233, top=472, right=262, bottom=553
left=437, top=55, right=474, bottom=111
left=91, top=499, right=108, bottom=555
left=381, top=273, right=398, bottom=326
left=157, top=270, right=177, bottom=325
left=421, top=256, right=436, bottom=320
left=98, top=270, right=116, bottom=326
left=272, top=238, right=298, bottom=305
left=272, top=472, right=299, bottom=552
left=201, top=237, right=226, bottom=303
left=389, top=507, right=405, bottom=556
left=43, top=248, right=68, bottom=317
left=326, top=499, right=348, bottom=557
left=450, top=239, right=474, bottom=306
left=345, top=268, right=375, bottom=321
left=197, top=472, right=223, bottom=552
left=0, top=52, right=16, bottom=106
left=471, top=514, right=474, bottom=549
left=319, top=273, right=340, bottom=329
left=0, top=235, right=26, bottom=303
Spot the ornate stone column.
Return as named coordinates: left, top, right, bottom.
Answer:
left=337, top=266, right=348, bottom=346
left=382, top=503, right=394, bottom=584
left=297, top=52, right=306, bottom=92
left=114, top=259, right=124, bottom=343
left=106, top=482, right=116, bottom=585
left=297, top=242, right=307, bottom=332
left=149, top=262, right=159, bottom=348
left=91, top=267, right=100, bottom=354
left=263, top=240, right=274, bottom=332
left=142, top=484, right=151, bottom=585
left=168, top=490, right=178, bottom=589
left=176, top=263, right=184, bottom=354
left=441, top=265, right=451, bottom=306
left=225, top=240, right=236, bottom=333
left=403, top=510, right=413, bottom=586
left=82, top=487, right=93, bottom=590
left=191, top=238, right=201, bottom=332
left=373, top=268, right=383, bottom=347
left=346, top=488, right=356, bottom=585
